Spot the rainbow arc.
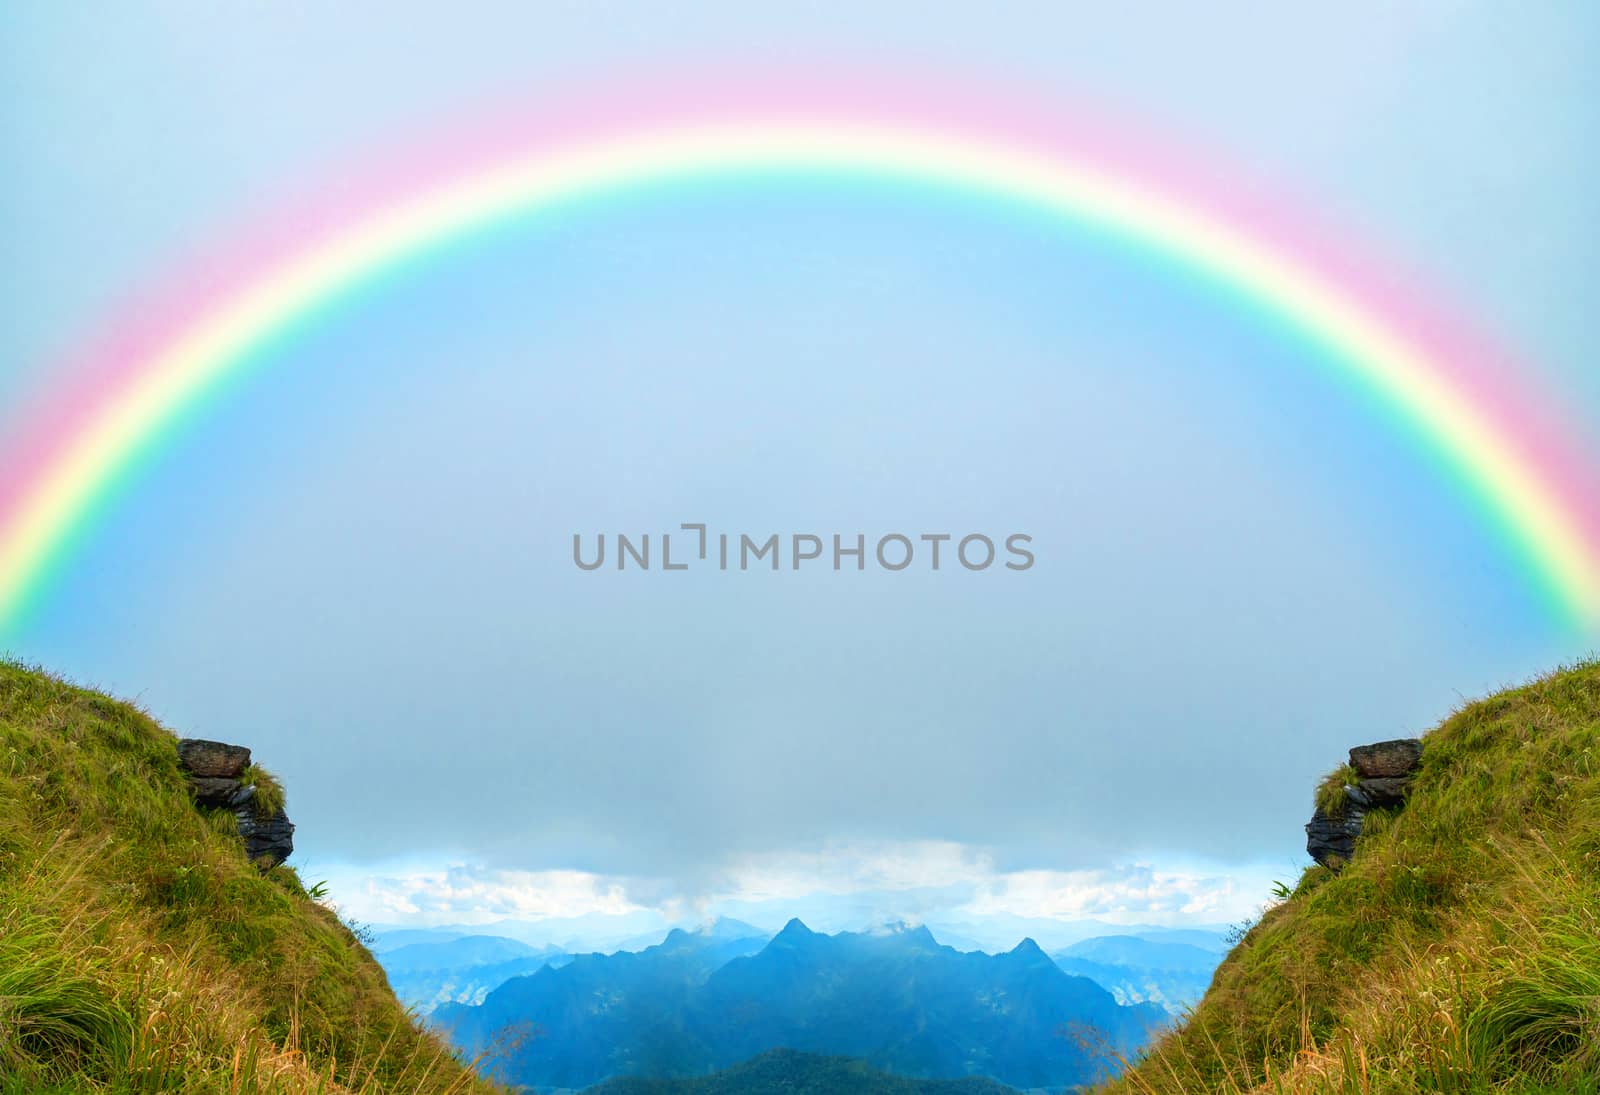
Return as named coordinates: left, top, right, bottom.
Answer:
left=2, top=106, right=1597, bottom=633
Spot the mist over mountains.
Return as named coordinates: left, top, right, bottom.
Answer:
left=373, top=934, right=575, bottom=1013
left=427, top=918, right=1184, bottom=1091
left=1050, top=934, right=1225, bottom=1013
left=370, top=910, right=1230, bottom=960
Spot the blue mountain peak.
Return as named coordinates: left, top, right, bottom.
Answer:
left=885, top=921, right=940, bottom=948
left=778, top=917, right=815, bottom=936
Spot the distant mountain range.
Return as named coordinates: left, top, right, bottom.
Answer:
left=1050, top=935, right=1224, bottom=1014
left=435, top=918, right=1168, bottom=1091
left=922, top=916, right=1230, bottom=955
left=580, top=1048, right=1022, bottom=1094
left=368, top=910, right=675, bottom=955
left=437, top=922, right=774, bottom=1088
left=375, top=934, right=574, bottom=1014
left=382, top=934, right=554, bottom=972
left=369, top=912, right=1229, bottom=959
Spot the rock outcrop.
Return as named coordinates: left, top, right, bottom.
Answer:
left=1344, top=775, right=1412, bottom=809
left=176, top=738, right=295, bottom=868
left=1348, top=739, right=1423, bottom=779
left=1305, top=804, right=1365, bottom=868
left=189, top=776, right=249, bottom=807
left=176, top=738, right=252, bottom=778
left=1305, top=738, right=1422, bottom=869
left=234, top=805, right=296, bottom=868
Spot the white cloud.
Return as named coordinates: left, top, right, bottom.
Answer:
left=962, top=860, right=1279, bottom=923
left=311, top=841, right=1288, bottom=945
left=314, top=861, right=646, bottom=925
left=708, top=840, right=990, bottom=901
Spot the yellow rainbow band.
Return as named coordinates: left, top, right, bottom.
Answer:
left=3, top=122, right=1596, bottom=629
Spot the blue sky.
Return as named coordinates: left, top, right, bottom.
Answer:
left=3, top=3, right=1596, bottom=938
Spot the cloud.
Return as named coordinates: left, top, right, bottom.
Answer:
left=316, top=861, right=646, bottom=924
left=22, top=0, right=1579, bottom=934
left=706, top=840, right=991, bottom=900
left=315, top=841, right=1283, bottom=943
left=963, top=860, right=1277, bottom=921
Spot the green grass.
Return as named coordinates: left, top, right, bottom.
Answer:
left=236, top=763, right=286, bottom=818
left=0, top=658, right=503, bottom=1095
left=7, top=653, right=1596, bottom=1095
left=1098, top=658, right=1600, bottom=1095
left=1314, top=764, right=1361, bottom=819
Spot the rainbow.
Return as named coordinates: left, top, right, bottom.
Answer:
left=3, top=88, right=1598, bottom=634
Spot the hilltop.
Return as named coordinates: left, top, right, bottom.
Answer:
left=0, top=660, right=498, bottom=1094
left=1104, top=658, right=1600, bottom=1094
left=10, top=650, right=1595, bottom=1094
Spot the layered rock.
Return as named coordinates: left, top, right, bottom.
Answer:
left=1305, top=738, right=1422, bottom=869
left=1349, top=739, right=1423, bottom=779
left=235, top=805, right=296, bottom=867
left=176, top=738, right=251, bottom=777
left=177, top=737, right=295, bottom=868
left=1344, top=775, right=1412, bottom=809
left=1305, top=805, right=1365, bottom=868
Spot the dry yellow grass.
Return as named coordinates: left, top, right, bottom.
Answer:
left=1099, top=659, right=1600, bottom=1095
left=0, top=659, right=505, bottom=1094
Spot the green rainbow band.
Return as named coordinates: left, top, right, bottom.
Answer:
left=2, top=120, right=1596, bottom=633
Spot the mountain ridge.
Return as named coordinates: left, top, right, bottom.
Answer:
left=441, top=915, right=1165, bottom=1090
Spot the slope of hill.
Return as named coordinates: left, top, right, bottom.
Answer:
left=441, top=918, right=1166, bottom=1090
left=581, top=1048, right=1022, bottom=1094
left=1104, top=658, right=1600, bottom=1094
left=0, top=660, right=497, bottom=1094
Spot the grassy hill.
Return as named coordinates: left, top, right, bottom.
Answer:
left=580, top=1048, right=1021, bottom=1094
left=0, top=659, right=499, bottom=1095
left=8, top=651, right=1597, bottom=1095
left=1103, top=658, right=1600, bottom=1094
